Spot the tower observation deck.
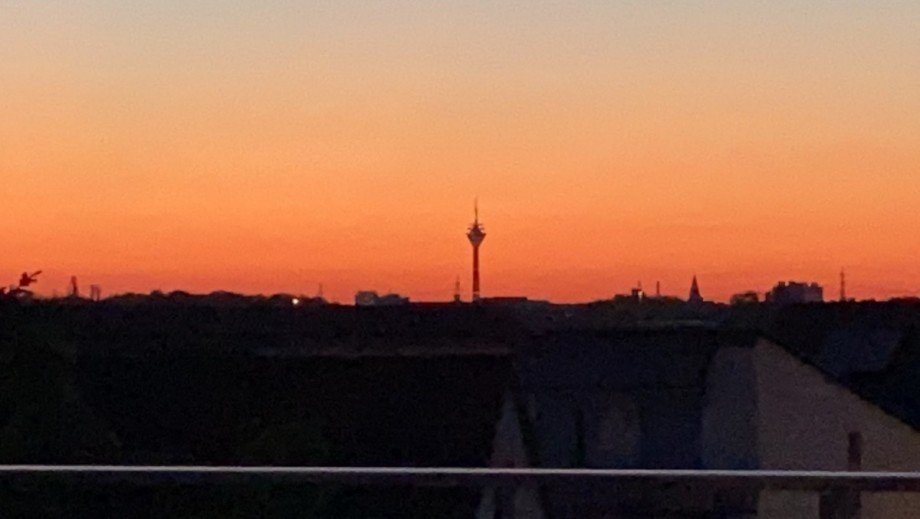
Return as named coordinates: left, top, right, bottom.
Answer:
left=467, top=201, right=486, bottom=302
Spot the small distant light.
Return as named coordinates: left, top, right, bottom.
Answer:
left=292, top=298, right=301, bottom=306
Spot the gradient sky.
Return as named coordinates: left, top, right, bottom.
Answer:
left=2, top=1, right=919, bottom=302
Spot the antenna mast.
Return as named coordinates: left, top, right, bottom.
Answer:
left=840, top=269, right=846, bottom=302
left=454, top=276, right=461, bottom=303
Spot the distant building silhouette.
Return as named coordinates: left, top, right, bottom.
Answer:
left=631, top=284, right=645, bottom=302
left=611, top=282, right=647, bottom=303
left=355, top=291, right=410, bottom=306
left=631, top=288, right=645, bottom=301
left=688, top=275, right=704, bottom=304
left=730, top=291, right=760, bottom=305
left=766, top=281, right=823, bottom=305
left=466, top=200, right=486, bottom=302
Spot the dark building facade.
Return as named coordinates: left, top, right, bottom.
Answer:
left=766, top=281, right=823, bottom=305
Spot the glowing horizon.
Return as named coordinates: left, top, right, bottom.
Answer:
left=3, top=1, right=919, bottom=303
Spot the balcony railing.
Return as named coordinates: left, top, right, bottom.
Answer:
left=2, top=466, right=919, bottom=517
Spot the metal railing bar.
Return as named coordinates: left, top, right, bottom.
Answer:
left=0, top=466, right=919, bottom=491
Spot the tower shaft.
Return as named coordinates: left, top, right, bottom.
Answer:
left=472, top=245, right=481, bottom=301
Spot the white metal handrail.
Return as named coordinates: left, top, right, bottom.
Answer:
left=1, top=466, right=919, bottom=492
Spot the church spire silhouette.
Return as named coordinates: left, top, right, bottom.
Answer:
left=688, top=275, right=703, bottom=304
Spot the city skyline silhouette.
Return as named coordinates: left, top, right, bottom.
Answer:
left=3, top=2, right=920, bottom=303
left=5, top=4, right=920, bottom=518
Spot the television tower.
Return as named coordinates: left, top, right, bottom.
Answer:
left=466, top=199, right=486, bottom=302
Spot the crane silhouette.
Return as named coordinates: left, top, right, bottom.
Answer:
left=19, top=270, right=42, bottom=288
left=1, top=270, right=42, bottom=299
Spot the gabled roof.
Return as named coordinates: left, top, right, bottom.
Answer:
left=761, top=331, right=920, bottom=432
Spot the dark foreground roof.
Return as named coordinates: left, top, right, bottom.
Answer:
left=4, top=301, right=920, bottom=516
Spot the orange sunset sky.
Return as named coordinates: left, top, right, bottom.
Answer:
left=2, top=1, right=919, bottom=303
